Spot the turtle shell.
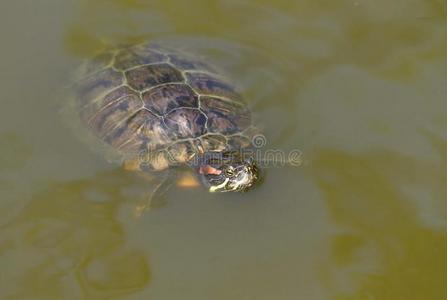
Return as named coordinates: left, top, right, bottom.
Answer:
left=74, top=42, right=254, bottom=171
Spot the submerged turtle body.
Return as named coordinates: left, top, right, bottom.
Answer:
left=74, top=42, right=254, bottom=172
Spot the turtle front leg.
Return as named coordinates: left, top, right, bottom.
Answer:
left=123, top=160, right=202, bottom=218
left=123, top=159, right=171, bottom=217
left=133, top=171, right=173, bottom=218
left=135, top=171, right=200, bottom=217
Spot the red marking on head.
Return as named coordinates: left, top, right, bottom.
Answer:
left=199, top=165, right=222, bottom=175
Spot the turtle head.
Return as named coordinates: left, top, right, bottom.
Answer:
left=195, top=151, right=259, bottom=193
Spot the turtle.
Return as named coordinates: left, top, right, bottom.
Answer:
left=72, top=41, right=260, bottom=194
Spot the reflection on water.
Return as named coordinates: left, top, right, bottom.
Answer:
left=0, top=169, right=150, bottom=299
left=314, top=133, right=447, bottom=299
left=1, top=0, right=447, bottom=299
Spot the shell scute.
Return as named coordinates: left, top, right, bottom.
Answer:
left=140, top=114, right=174, bottom=151
left=164, top=108, right=207, bottom=139
left=195, top=135, right=228, bottom=153
left=114, top=47, right=167, bottom=71
left=142, top=84, right=198, bottom=115
left=76, top=68, right=123, bottom=107
left=89, top=93, right=142, bottom=139
left=200, top=97, right=251, bottom=134
left=125, top=63, right=184, bottom=91
left=185, top=72, right=241, bottom=101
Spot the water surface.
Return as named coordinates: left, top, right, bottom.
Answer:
left=1, top=0, right=447, bottom=299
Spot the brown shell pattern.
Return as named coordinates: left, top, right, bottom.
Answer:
left=74, top=43, right=253, bottom=171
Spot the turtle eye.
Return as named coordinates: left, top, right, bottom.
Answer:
left=225, top=166, right=235, bottom=176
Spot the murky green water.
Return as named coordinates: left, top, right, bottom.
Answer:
left=2, top=0, right=447, bottom=299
